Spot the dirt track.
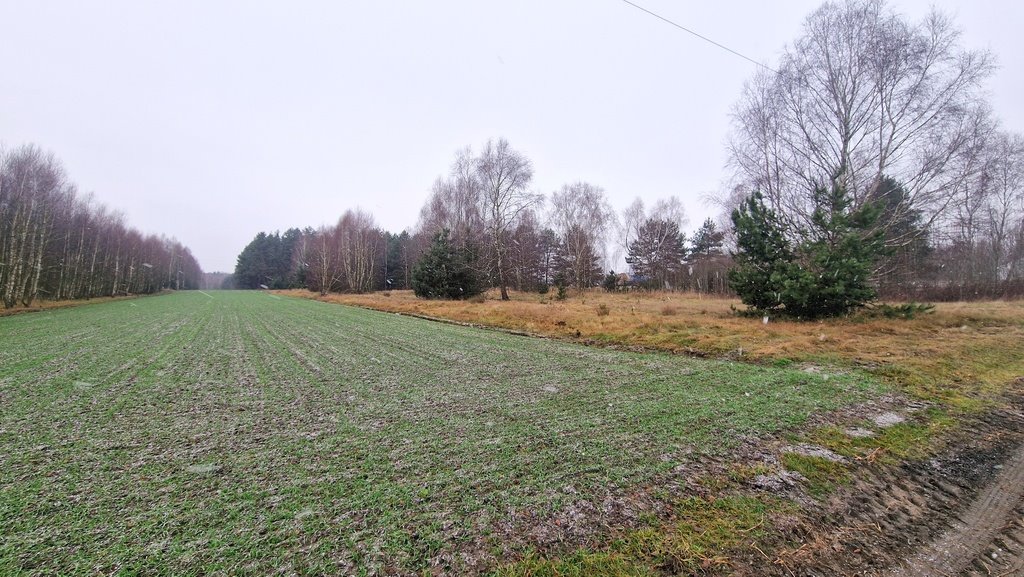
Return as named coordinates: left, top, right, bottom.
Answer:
left=893, top=431, right=1024, bottom=577
left=758, top=398, right=1024, bottom=577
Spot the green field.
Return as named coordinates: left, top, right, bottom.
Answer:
left=0, top=292, right=879, bottom=575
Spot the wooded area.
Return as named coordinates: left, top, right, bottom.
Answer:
left=230, top=1, right=1023, bottom=305
left=229, top=137, right=732, bottom=299
left=0, top=144, right=203, bottom=308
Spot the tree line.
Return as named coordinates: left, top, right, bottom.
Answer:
left=0, top=144, right=203, bottom=308
left=232, top=138, right=730, bottom=299
left=232, top=0, right=1024, bottom=312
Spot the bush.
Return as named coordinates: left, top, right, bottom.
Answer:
left=602, top=271, right=618, bottom=292
left=867, top=302, right=935, bottom=319
left=596, top=304, right=610, bottom=317
left=554, top=272, right=568, bottom=301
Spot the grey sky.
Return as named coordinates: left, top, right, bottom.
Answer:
left=1, top=1, right=1021, bottom=273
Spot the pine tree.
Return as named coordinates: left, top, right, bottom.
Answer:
left=729, top=185, right=886, bottom=318
left=728, top=191, right=794, bottom=311
left=689, top=218, right=725, bottom=258
left=625, top=218, right=686, bottom=289
left=687, top=218, right=728, bottom=294
left=411, top=229, right=483, bottom=300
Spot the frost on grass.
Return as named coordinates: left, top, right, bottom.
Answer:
left=873, top=412, right=906, bottom=428
left=0, top=291, right=882, bottom=576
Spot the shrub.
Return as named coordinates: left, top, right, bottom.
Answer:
left=554, top=272, right=568, bottom=301
left=868, top=302, right=935, bottom=319
left=596, top=304, right=610, bottom=317
left=602, top=271, right=618, bottom=292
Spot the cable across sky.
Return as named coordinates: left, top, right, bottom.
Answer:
left=618, top=0, right=777, bottom=73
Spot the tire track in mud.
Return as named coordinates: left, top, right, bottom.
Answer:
left=890, top=438, right=1024, bottom=577
left=960, top=501, right=1024, bottom=577
left=759, top=401, right=1024, bottom=577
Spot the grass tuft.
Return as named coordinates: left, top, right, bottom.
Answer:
left=781, top=453, right=850, bottom=497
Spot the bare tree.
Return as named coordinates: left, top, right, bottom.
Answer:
left=982, top=132, right=1024, bottom=281
left=728, top=0, right=996, bottom=243
left=0, top=143, right=204, bottom=307
left=336, top=209, right=380, bottom=293
left=549, top=182, right=616, bottom=289
left=476, top=138, right=539, bottom=300
left=418, top=147, right=484, bottom=249
left=306, top=226, right=339, bottom=296
left=649, top=196, right=688, bottom=232
left=617, top=197, right=646, bottom=262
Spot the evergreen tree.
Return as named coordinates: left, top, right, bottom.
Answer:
left=729, top=185, right=886, bottom=318
left=689, top=218, right=725, bottom=258
left=870, top=176, right=931, bottom=295
left=602, top=270, right=618, bottom=292
left=233, top=230, right=304, bottom=290
left=687, top=218, right=728, bottom=294
left=796, top=183, right=887, bottom=317
left=411, top=229, right=483, bottom=299
left=728, top=191, right=795, bottom=311
left=626, top=218, right=686, bottom=289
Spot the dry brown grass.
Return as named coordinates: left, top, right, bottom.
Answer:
left=279, top=288, right=1024, bottom=406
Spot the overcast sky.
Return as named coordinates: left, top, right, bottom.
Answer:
left=1, top=1, right=1021, bottom=272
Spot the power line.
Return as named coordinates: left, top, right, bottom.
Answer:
left=618, top=0, right=777, bottom=73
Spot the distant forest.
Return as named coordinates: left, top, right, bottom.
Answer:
left=0, top=144, right=203, bottom=308
left=229, top=129, right=1024, bottom=302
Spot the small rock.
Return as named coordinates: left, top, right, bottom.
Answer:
left=542, top=385, right=558, bottom=393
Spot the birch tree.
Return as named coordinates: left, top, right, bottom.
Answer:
left=728, top=0, right=996, bottom=244
left=476, top=138, right=539, bottom=300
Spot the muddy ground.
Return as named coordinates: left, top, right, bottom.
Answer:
left=737, top=389, right=1024, bottom=577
